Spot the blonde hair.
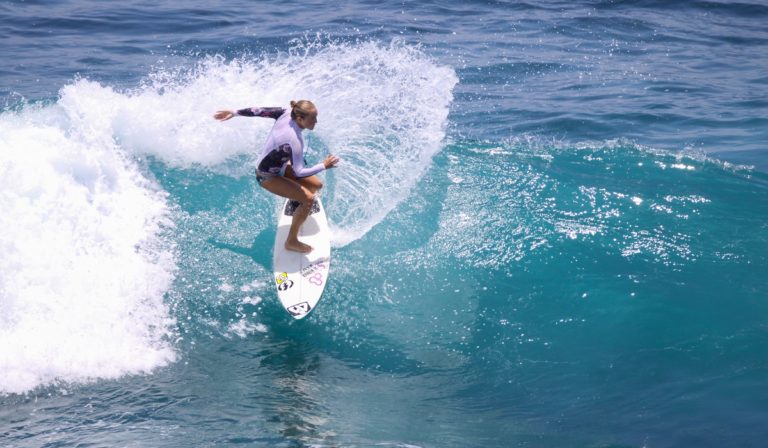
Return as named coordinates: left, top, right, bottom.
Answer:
left=290, top=100, right=316, bottom=120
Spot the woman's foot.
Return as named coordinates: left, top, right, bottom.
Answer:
left=285, top=239, right=313, bottom=253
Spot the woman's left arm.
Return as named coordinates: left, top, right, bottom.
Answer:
left=289, top=136, right=326, bottom=178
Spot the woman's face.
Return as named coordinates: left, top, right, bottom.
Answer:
left=298, top=109, right=318, bottom=130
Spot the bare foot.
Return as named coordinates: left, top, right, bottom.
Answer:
left=285, top=240, right=312, bottom=253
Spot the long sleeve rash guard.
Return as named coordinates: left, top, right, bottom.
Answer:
left=235, top=107, right=325, bottom=178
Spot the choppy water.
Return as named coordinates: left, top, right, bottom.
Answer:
left=2, top=1, right=767, bottom=447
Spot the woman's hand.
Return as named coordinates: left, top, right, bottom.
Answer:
left=213, top=110, right=236, bottom=121
left=324, top=154, right=340, bottom=169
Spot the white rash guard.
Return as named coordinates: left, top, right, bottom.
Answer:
left=235, top=106, right=325, bottom=179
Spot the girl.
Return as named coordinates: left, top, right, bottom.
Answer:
left=214, top=100, right=339, bottom=253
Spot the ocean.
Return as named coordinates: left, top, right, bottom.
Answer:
left=1, top=1, right=767, bottom=447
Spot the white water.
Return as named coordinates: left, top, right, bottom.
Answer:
left=0, top=102, right=177, bottom=395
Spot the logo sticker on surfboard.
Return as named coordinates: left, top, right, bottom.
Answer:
left=275, top=272, right=294, bottom=290
left=287, top=302, right=311, bottom=316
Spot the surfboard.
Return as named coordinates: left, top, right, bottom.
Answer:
left=272, top=198, right=331, bottom=319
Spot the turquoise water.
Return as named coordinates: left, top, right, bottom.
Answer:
left=2, top=1, right=768, bottom=447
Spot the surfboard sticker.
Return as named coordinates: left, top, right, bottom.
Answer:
left=273, top=198, right=331, bottom=319
left=287, top=302, right=311, bottom=316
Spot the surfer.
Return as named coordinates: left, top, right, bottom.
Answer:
left=214, top=100, right=339, bottom=253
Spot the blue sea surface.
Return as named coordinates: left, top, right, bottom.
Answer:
left=1, top=1, right=767, bottom=447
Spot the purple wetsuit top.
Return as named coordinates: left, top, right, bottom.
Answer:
left=235, top=107, right=325, bottom=179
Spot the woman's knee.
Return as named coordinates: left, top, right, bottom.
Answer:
left=304, top=177, right=323, bottom=193
left=302, top=189, right=316, bottom=204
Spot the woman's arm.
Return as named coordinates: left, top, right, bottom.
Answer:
left=213, top=107, right=286, bottom=121
left=235, top=107, right=286, bottom=119
left=290, top=145, right=326, bottom=178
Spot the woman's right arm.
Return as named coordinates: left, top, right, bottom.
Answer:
left=214, top=107, right=286, bottom=121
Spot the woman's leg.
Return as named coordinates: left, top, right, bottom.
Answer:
left=260, top=176, right=316, bottom=253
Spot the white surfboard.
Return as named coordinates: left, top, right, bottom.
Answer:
left=272, top=198, right=331, bottom=319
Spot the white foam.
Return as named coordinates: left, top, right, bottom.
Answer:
left=0, top=101, right=177, bottom=395
left=226, top=319, right=268, bottom=339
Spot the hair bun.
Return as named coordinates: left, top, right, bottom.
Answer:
left=290, top=100, right=297, bottom=108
